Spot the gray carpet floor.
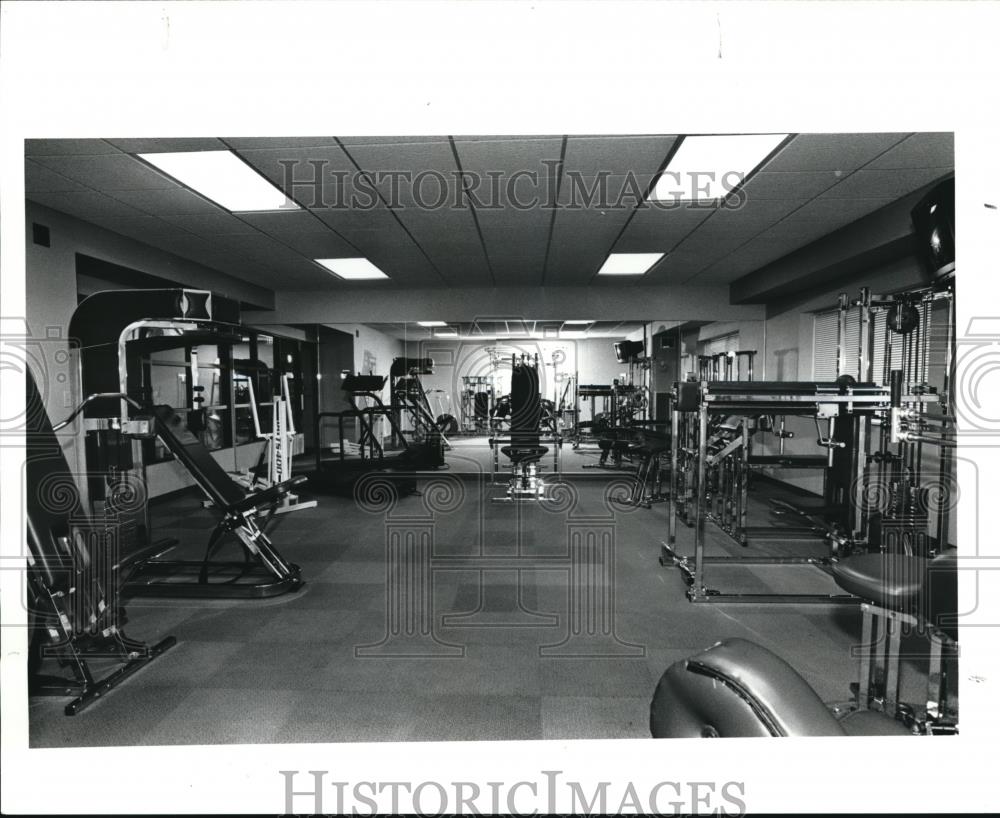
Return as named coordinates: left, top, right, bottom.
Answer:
left=29, top=442, right=942, bottom=746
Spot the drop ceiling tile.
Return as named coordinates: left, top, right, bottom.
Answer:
left=337, top=136, right=451, bottom=146
left=822, top=167, right=952, bottom=199
left=134, top=232, right=224, bottom=260
left=385, top=178, right=466, bottom=211
left=645, top=249, right=715, bottom=281
left=342, top=140, right=457, bottom=174
left=402, top=229, right=486, bottom=262
left=789, top=196, right=897, bottom=226
left=235, top=146, right=355, bottom=209
left=26, top=190, right=150, bottom=220
left=475, top=208, right=551, bottom=251
left=562, top=135, right=676, bottom=177
left=104, top=138, right=229, bottom=153
left=668, top=230, right=752, bottom=259
left=90, top=215, right=197, bottom=240
left=863, top=132, right=954, bottom=170
left=211, top=232, right=308, bottom=260
left=696, top=244, right=787, bottom=280
left=614, top=203, right=712, bottom=251
left=24, top=139, right=121, bottom=157
left=554, top=201, right=636, bottom=238
left=762, top=133, right=908, bottom=173
left=158, top=213, right=263, bottom=236
left=362, top=251, right=442, bottom=286
left=729, top=237, right=816, bottom=268
left=24, top=160, right=89, bottom=193
left=752, top=219, right=839, bottom=247
left=455, top=137, right=564, bottom=180
left=108, top=187, right=226, bottom=216
left=224, top=137, right=343, bottom=150
left=545, top=239, right=614, bottom=283
left=556, top=173, right=654, bottom=208
left=268, top=231, right=359, bottom=258
left=697, top=198, right=813, bottom=236
left=738, top=170, right=841, bottom=200
left=32, top=154, right=181, bottom=191
left=238, top=209, right=335, bottom=234
left=697, top=255, right=759, bottom=280
left=432, top=255, right=494, bottom=286
left=314, top=204, right=416, bottom=247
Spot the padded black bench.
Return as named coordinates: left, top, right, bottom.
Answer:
left=650, top=638, right=911, bottom=737
left=831, top=551, right=958, bottom=723
left=121, top=405, right=306, bottom=598
left=501, top=442, right=549, bottom=465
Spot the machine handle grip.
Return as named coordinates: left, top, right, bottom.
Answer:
left=52, top=392, right=144, bottom=432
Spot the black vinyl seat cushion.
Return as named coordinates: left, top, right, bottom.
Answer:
left=831, top=553, right=928, bottom=610
left=650, top=638, right=847, bottom=737
left=501, top=445, right=548, bottom=464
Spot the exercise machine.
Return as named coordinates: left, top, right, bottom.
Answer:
left=608, top=421, right=672, bottom=509
left=661, top=271, right=955, bottom=604
left=460, top=375, right=493, bottom=433
left=66, top=288, right=307, bottom=598
left=25, top=367, right=176, bottom=714
left=490, top=353, right=562, bottom=501
left=309, top=372, right=442, bottom=496
left=226, top=365, right=316, bottom=515
left=661, top=377, right=939, bottom=603
left=389, top=357, right=451, bottom=449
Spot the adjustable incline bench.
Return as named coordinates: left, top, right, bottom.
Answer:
left=25, top=369, right=175, bottom=715
left=121, top=404, right=306, bottom=598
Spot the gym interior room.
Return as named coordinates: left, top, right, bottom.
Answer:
left=21, top=132, right=959, bottom=746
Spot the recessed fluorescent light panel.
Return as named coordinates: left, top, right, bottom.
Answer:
left=418, top=321, right=448, bottom=327
left=650, top=134, right=788, bottom=202
left=138, top=150, right=299, bottom=212
left=562, top=320, right=594, bottom=325
left=597, top=252, right=664, bottom=276
left=315, top=258, right=390, bottom=280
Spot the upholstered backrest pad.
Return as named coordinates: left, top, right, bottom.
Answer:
left=153, top=405, right=245, bottom=509
left=831, top=554, right=928, bottom=610
left=510, top=364, right=542, bottom=438
left=650, top=638, right=846, bottom=737
left=25, top=368, right=82, bottom=589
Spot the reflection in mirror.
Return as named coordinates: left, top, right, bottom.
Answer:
left=310, top=318, right=766, bottom=477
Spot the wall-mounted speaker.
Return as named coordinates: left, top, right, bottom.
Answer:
left=614, top=340, right=645, bottom=363
left=911, top=177, right=955, bottom=279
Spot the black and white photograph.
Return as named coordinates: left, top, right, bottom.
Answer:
left=2, top=2, right=998, bottom=815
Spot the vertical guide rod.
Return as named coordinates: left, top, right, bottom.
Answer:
left=693, top=402, right=709, bottom=593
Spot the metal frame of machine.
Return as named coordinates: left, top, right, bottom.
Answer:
left=66, top=288, right=309, bottom=599
left=490, top=353, right=563, bottom=502
left=661, top=280, right=954, bottom=605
